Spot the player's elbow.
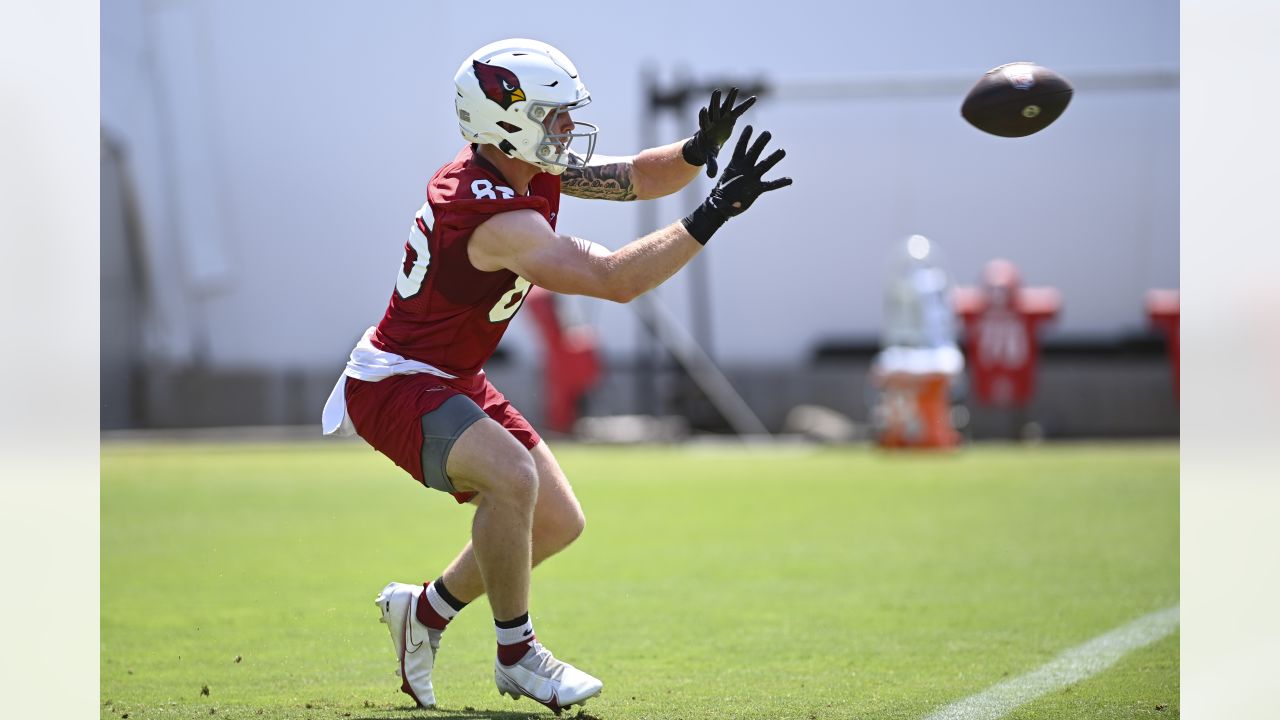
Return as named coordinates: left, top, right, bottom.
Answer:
left=630, top=160, right=683, bottom=201
left=631, top=175, right=675, bottom=202
left=603, top=281, right=643, bottom=304
left=631, top=181, right=662, bottom=202
left=593, top=259, right=644, bottom=303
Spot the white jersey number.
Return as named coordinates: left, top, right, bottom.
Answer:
left=471, top=181, right=529, bottom=321
left=396, top=202, right=433, bottom=299
left=489, top=276, right=531, bottom=322
left=471, top=179, right=527, bottom=318
left=472, top=179, right=515, bottom=200
left=401, top=190, right=527, bottom=319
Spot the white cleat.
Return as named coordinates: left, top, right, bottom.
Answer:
left=375, top=582, right=441, bottom=709
left=495, top=641, right=603, bottom=715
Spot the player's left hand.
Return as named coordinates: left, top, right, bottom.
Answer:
left=705, top=125, right=792, bottom=218
left=683, top=87, right=757, bottom=178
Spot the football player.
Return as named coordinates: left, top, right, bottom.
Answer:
left=322, top=38, right=791, bottom=714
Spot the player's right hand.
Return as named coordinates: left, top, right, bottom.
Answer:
left=704, top=125, right=793, bottom=218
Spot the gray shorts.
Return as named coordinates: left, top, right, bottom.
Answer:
left=420, top=394, right=489, bottom=494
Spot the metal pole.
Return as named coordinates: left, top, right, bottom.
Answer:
left=679, top=93, right=714, bottom=426
left=630, top=292, right=770, bottom=437
left=635, top=65, right=660, bottom=417
left=683, top=114, right=714, bottom=361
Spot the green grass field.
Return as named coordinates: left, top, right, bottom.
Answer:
left=102, top=441, right=1178, bottom=720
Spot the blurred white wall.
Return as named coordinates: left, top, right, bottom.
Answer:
left=101, top=0, right=1178, bottom=370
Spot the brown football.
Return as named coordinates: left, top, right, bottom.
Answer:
left=961, top=62, right=1073, bottom=137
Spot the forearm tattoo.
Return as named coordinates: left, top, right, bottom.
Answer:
left=561, top=161, right=639, bottom=201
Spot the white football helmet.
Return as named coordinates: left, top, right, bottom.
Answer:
left=454, top=39, right=598, bottom=175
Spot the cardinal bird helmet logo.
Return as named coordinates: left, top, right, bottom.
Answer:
left=473, top=61, right=526, bottom=110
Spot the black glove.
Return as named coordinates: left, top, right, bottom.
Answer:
left=682, top=125, right=793, bottom=245
left=682, top=87, right=757, bottom=178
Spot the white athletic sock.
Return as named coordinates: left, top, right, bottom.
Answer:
left=495, top=613, right=536, bottom=665
left=495, top=617, right=535, bottom=646
left=422, top=581, right=461, bottom=625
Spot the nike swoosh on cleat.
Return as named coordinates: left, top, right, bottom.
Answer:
left=403, top=603, right=424, bottom=653
left=518, top=686, right=561, bottom=713
left=497, top=669, right=556, bottom=706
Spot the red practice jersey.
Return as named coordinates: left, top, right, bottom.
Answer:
left=370, top=145, right=561, bottom=377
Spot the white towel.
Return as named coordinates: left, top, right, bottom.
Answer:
left=321, top=327, right=461, bottom=437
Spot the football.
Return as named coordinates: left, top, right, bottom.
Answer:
left=961, top=62, right=1073, bottom=137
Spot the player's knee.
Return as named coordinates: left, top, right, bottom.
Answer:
left=537, top=497, right=585, bottom=551
left=490, top=455, right=539, bottom=506
left=560, top=507, right=586, bottom=548
left=562, top=504, right=586, bottom=545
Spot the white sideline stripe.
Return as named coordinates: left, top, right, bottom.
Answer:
left=923, top=605, right=1180, bottom=720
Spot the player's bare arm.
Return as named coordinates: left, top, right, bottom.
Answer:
left=472, top=124, right=793, bottom=304
left=561, top=88, right=757, bottom=202
left=559, top=142, right=691, bottom=202
left=560, top=153, right=641, bottom=201
left=470, top=210, right=699, bottom=303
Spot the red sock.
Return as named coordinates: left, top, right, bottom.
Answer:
left=415, top=580, right=464, bottom=630
left=495, top=613, right=535, bottom=666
